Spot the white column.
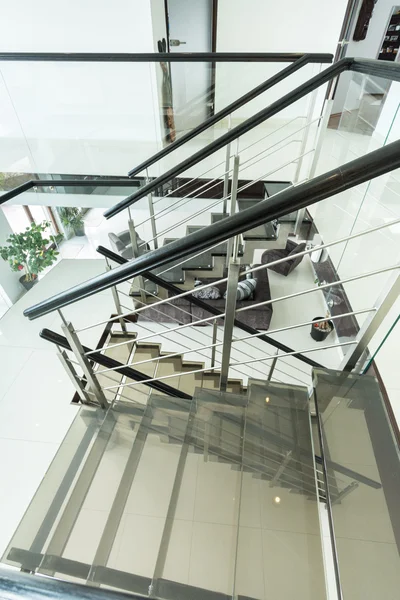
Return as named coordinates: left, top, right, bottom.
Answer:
left=0, top=208, right=24, bottom=304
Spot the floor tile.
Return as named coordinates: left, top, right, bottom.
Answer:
left=124, top=435, right=181, bottom=518
left=235, top=526, right=265, bottom=599
left=335, top=536, right=400, bottom=600
left=189, top=521, right=236, bottom=594
left=261, top=529, right=327, bottom=600
left=193, top=459, right=241, bottom=526
left=0, top=349, right=79, bottom=443
left=114, top=513, right=164, bottom=577
left=0, top=346, right=33, bottom=402
left=163, top=519, right=193, bottom=585
left=0, top=438, right=59, bottom=557
left=63, top=508, right=109, bottom=566
left=260, top=484, right=321, bottom=536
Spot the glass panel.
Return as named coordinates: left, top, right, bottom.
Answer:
left=0, top=59, right=321, bottom=183
left=316, top=368, right=400, bottom=600
left=235, top=380, right=327, bottom=600
left=1, top=404, right=107, bottom=568
left=150, top=389, right=244, bottom=598
left=2, top=396, right=192, bottom=595
left=296, top=71, right=400, bottom=366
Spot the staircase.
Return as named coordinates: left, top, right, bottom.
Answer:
left=3, top=366, right=329, bottom=599
left=2, top=50, right=400, bottom=600
left=145, top=178, right=291, bottom=284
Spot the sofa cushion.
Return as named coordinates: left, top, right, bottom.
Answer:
left=192, top=286, right=221, bottom=300
left=223, top=278, right=257, bottom=301
left=159, top=263, right=272, bottom=330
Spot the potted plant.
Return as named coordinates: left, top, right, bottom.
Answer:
left=59, top=207, right=85, bottom=237
left=0, top=221, right=59, bottom=290
left=310, top=312, right=334, bottom=342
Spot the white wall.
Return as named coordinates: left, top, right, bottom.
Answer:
left=215, top=0, right=348, bottom=120
left=0, top=209, right=24, bottom=303
left=0, top=0, right=164, bottom=178
left=0, top=0, right=154, bottom=52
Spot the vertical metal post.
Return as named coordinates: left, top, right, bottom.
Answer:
left=57, top=347, right=91, bottom=403
left=222, top=114, right=232, bottom=214
left=308, top=98, right=334, bottom=180
left=219, top=260, right=240, bottom=392
left=225, top=154, right=240, bottom=267
left=127, top=207, right=147, bottom=304
left=267, top=350, right=279, bottom=381
left=313, top=387, right=343, bottom=600
left=61, top=320, right=109, bottom=409
left=210, top=319, right=218, bottom=370
left=105, top=259, right=128, bottom=334
left=293, top=88, right=318, bottom=184
left=146, top=168, right=158, bottom=250
left=340, top=271, right=400, bottom=373
left=294, top=97, right=334, bottom=236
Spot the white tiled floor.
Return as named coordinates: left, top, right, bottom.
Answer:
left=0, top=259, right=115, bottom=557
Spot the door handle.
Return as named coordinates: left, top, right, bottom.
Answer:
left=170, top=39, right=186, bottom=47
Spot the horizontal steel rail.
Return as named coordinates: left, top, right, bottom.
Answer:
left=39, top=328, right=191, bottom=400
left=102, top=341, right=355, bottom=392
left=236, top=265, right=398, bottom=316
left=95, top=309, right=375, bottom=375
left=137, top=137, right=313, bottom=250
left=0, top=52, right=333, bottom=63
left=106, top=56, right=400, bottom=218
left=107, top=58, right=350, bottom=217
left=0, top=178, right=140, bottom=205
left=128, top=55, right=312, bottom=177
left=24, top=138, right=400, bottom=321
left=95, top=246, right=323, bottom=369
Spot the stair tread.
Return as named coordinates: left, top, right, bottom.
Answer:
left=238, top=198, right=278, bottom=240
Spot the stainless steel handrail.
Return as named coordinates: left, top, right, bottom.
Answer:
left=115, top=297, right=296, bottom=386
left=76, top=217, right=400, bottom=333
left=103, top=340, right=356, bottom=391
left=134, top=117, right=310, bottom=234
left=25, top=135, right=400, bottom=321
left=95, top=308, right=374, bottom=374
left=105, top=57, right=400, bottom=219
left=236, top=265, right=399, bottom=316
left=134, top=118, right=317, bottom=253
left=136, top=140, right=310, bottom=252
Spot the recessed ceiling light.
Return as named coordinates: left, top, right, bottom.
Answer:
left=274, top=496, right=281, bottom=505
left=265, top=397, right=270, bottom=403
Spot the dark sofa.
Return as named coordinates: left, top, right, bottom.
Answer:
left=140, top=264, right=273, bottom=330
left=261, top=238, right=306, bottom=276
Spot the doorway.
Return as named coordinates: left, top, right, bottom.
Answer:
left=331, top=3, right=400, bottom=135
left=165, top=0, right=216, bottom=133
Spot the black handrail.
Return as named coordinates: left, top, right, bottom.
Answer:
left=23, top=138, right=400, bottom=320
left=106, top=56, right=400, bottom=218
left=96, top=245, right=322, bottom=370
left=0, top=52, right=333, bottom=63
left=0, top=179, right=140, bottom=206
left=128, top=55, right=314, bottom=178
left=106, top=58, right=348, bottom=218
left=40, top=328, right=191, bottom=400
